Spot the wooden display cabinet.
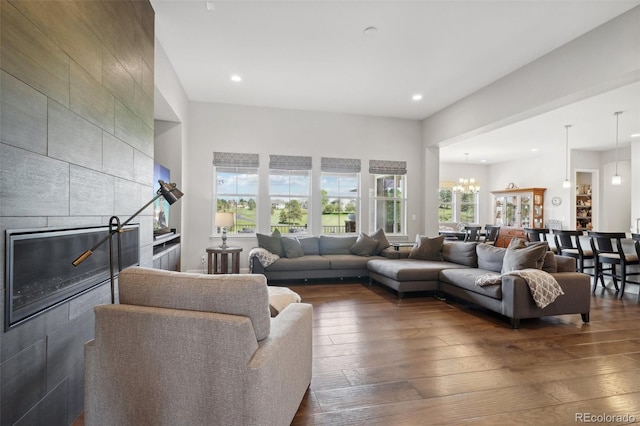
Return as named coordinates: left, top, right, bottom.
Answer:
left=491, top=187, right=546, bottom=229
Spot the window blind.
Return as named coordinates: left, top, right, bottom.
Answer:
left=269, top=155, right=312, bottom=170
left=369, top=159, right=407, bottom=175
left=321, top=157, right=361, bottom=173
left=213, top=152, right=259, bottom=168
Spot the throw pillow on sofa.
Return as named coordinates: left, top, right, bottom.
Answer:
left=370, top=228, right=391, bottom=254
left=282, top=237, right=305, bottom=258
left=257, top=229, right=285, bottom=257
left=349, top=233, right=380, bottom=256
left=409, top=235, right=445, bottom=261
left=501, top=238, right=547, bottom=274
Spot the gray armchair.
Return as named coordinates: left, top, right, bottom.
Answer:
left=84, top=267, right=312, bottom=426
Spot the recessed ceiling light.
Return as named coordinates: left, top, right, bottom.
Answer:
left=480, top=159, right=487, bottom=163
left=531, top=148, right=538, bottom=152
left=363, top=26, right=378, bottom=37
left=230, top=75, right=242, bottom=83
left=205, top=1, right=215, bottom=11
left=632, top=133, right=640, bottom=138
left=412, top=94, right=423, bottom=101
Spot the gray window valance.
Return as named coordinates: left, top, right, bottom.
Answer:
left=213, top=152, right=259, bottom=168
left=269, top=155, right=312, bottom=170
left=369, top=159, right=407, bottom=175
left=321, top=157, right=361, bottom=173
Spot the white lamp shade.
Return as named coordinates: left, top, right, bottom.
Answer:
left=215, top=212, right=235, bottom=227
left=562, top=179, right=571, bottom=189
left=611, top=175, right=622, bottom=186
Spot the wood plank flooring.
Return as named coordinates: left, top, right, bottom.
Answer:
left=289, top=281, right=640, bottom=425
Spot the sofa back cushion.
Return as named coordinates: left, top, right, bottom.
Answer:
left=319, top=235, right=358, bottom=255
left=442, top=241, right=478, bottom=267
left=118, top=267, right=271, bottom=341
left=257, top=229, right=285, bottom=257
left=476, top=243, right=506, bottom=272
left=542, top=251, right=558, bottom=273
left=298, top=236, right=320, bottom=255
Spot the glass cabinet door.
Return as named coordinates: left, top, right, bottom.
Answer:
left=520, top=195, right=531, bottom=227
left=494, top=196, right=504, bottom=225
left=505, top=195, right=518, bottom=226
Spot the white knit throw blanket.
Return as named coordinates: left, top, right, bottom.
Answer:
left=475, top=268, right=564, bottom=309
left=249, top=247, right=280, bottom=270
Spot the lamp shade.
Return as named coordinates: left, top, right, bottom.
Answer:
left=215, top=212, right=235, bottom=228
left=158, top=180, right=183, bottom=205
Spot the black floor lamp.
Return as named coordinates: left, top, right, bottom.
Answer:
left=72, top=180, right=183, bottom=303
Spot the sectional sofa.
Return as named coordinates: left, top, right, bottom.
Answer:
left=367, top=238, right=591, bottom=328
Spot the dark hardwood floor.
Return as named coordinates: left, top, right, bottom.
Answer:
left=73, top=280, right=640, bottom=425
left=289, top=280, right=640, bottom=425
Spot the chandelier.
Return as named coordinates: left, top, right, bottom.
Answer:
left=453, top=153, right=480, bottom=194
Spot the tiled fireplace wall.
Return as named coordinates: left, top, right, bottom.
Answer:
left=0, top=0, right=155, bottom=424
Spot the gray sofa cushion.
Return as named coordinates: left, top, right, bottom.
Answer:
left=477, top=243, right=506, bottom=272
left=439, top=268, right=502, bottom=300
left=350, top=233, right=380, bottom=256
left=542, top=251, right=558, bottom=273
left=298, top=236, right=320, bottom=255
left=502, top=239, right=547, bottom=273
left=409, top=235, right=445, bottom=261
left=264, top=255, right=330, bottom=271
left=368, top=258, right=467, bottom=281
left=282, top=237, right=304, bottom=258
left=324, top=254, right=383, bottom=270
left=442, top=241, right=478, bottom=267
left=371, top=228, right=391, bottom=254
left=257, top=230, right=285, bottom=257
left=319, top=235, right=357, bottom=255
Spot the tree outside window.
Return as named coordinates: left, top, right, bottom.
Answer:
left=269, top=170, right=310, bottom=234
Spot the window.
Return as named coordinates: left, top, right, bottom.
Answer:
left=369, top=159, right=407, bottom=234
left=459, top=192, right=478, bottom=223
left=213, top=152, right=259, bottom=234
left=439, top=185, right=454, bottom=222
left=321, top=157, right=361, bottom=234
left=269, top=155, right=312, bottom=234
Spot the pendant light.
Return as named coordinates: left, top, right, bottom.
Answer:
left=563, top=124, right=572, bottom=189
left=611, top=111, right=622, bottom=185
left=452, top=153, right=480, bottom=194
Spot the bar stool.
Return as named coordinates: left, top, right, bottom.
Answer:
left=589, top=232, right=640, bottom=298
left=523, top=227, right=549, bottom=242
left=633, top=233, right=640, bottom=302
left=483, top=225, right=500, bottom=245
left=553, top=229, right=595, bottom=276
left=463, top=226, right=482, bottom=242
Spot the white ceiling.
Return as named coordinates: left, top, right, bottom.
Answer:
left=151, top=0, right=640, bottom=163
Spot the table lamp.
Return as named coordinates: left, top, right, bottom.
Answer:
left=215, top=212, right=235, bottom=248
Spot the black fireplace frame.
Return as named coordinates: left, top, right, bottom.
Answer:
left=5, top=224, right=140, bottom=331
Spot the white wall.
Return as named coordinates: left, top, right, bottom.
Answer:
left=183, top=102, right=423, bottom=272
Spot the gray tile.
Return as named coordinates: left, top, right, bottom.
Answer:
left=103, top=132, right=134, bottom=180
left=69, top=166, right=115, bottom=216
left=70, top=61, right=115, bottom=133
left=115, top=100, right=153, bottom=156
left=134, top=150, right=153, bottom=185
left=0, top=144, right=70, bottom=217
left=15, top=379, right=68, bottom=426
left=48, top=101, right=103, bottom=171
left=0, top=70, right=47, bottom=153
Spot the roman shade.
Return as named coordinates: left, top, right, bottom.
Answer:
left=321, top=157, right=361, bottom=173
left=269, top=155, right=312, bottom=170
left=213, top=152, right=259, bottom=168
left=369, top=159, right=407, bottom=175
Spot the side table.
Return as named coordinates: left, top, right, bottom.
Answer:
left=206, top=246, right=243, bottom=274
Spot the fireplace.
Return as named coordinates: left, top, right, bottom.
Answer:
left=5, top=224, right=140, bottom=330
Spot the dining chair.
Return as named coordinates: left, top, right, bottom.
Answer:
left=483, top=225, right=500, bottom=245
left=589, top=231, right=640, bottom=298
left=523, top=227, right=549, bottom=242
left=552, top=229, right=595, bottom=276
left=463, top=226, right=482, bottom=242
left=632, top=233, right=640, bottom=302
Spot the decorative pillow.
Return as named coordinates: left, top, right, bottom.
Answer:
left=349, top=233, right=380, bottom=256
left=370, top=228, right=391, bottom=254
left=282, top=237, right=304, bottom=258
left=477, top=243, right=506, bottom=273
left=297, top=236, right=319, bottom=255
left=256, top=230, right=285, bottom=257
left=408, top=235, right=445, bottom=261
left=541, top=251, right=558, bottom=273
left=501, top=238, right=548, bottom=274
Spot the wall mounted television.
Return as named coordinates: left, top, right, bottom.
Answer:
left=153, top=161, right=172, bottom=236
